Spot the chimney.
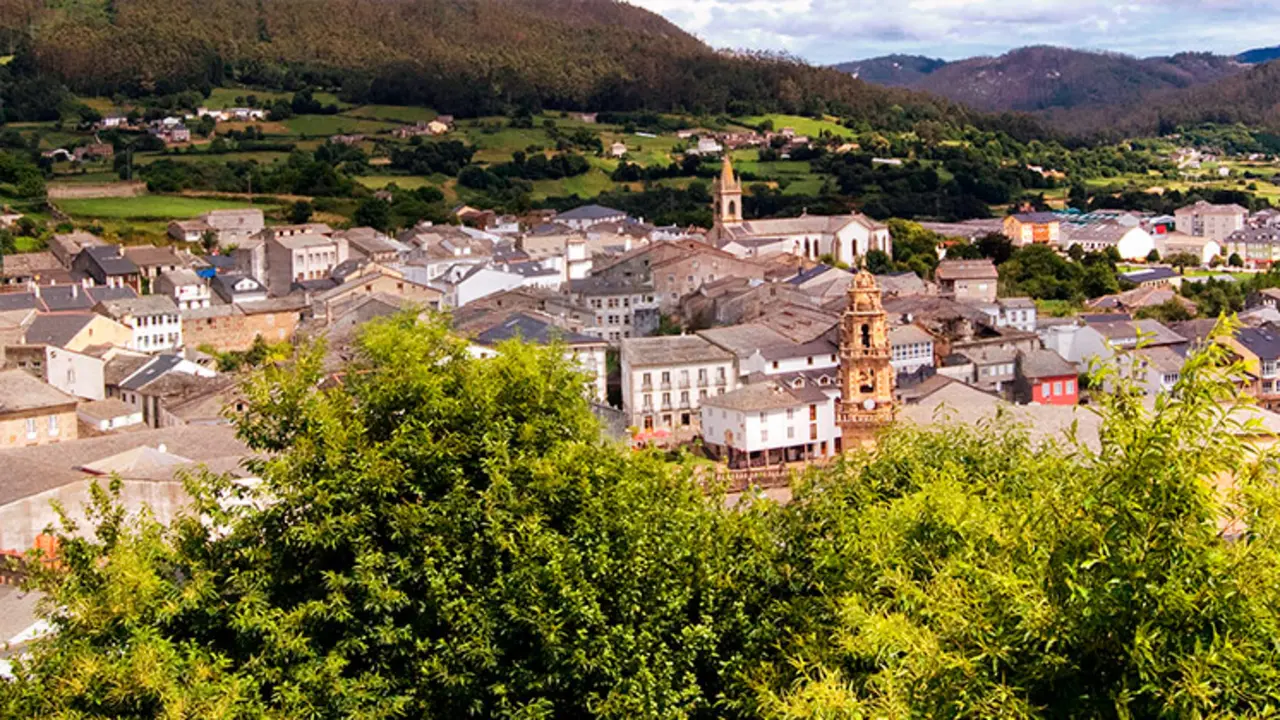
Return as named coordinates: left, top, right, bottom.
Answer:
left=157, top=443, right=167, bottom=454
left=71, top=284, right=78, bottom=299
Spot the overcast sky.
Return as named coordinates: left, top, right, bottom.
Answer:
left=628, top=0, right=1278, bottom=63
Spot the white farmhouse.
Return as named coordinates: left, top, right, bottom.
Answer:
left=620, top=335, right=737, bottom=433
left=700, top=377, right=839, bottom=467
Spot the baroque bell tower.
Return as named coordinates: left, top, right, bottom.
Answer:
left=715, top=155, right=743, bottom=225
left=839, top=270, right=896, bottom=450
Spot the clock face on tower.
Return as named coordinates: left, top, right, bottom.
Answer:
left=862, top=398, right=876, bottom=411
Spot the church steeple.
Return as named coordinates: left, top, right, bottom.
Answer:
left=715, top=155, right=743, bottom=225
left=838, top=270, right=896, bottom=451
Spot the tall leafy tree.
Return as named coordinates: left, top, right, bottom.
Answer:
left=7, top=316, right=1280, bottom=718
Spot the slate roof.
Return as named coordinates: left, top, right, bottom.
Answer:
left=22, top=313, right=95, bottom=347
left=104, top=355, right=152, bottom=387
left=556, top=205, right=626, bottom=222
left=1011, top=212, right=1060, bottom=224
left=1121, top=267, right=1180, bottom=284
left=702, top=379, right=827, bottom=412
left=474, top=313, right=603, bottom=347
left=699, top=324, right=836, bottom=361
left=0, top=369, right=77, bottom=413
left=159, top=268, right=203, bottom=287
left=1092, top=319, right=1187, bottom=348
left=96, top=295, right=179, bottom=318
left=39, top=285, right=136, bottom=312
left=876, top=271, right=928, bottom=296
left=935, top=259, right=998, bottom=281
left=76, top=398, right=138, bottom=422
left=118, top=354, right=185, bottom=391
left=0, top=252, right=59, bottom=277
left=1236, top=326, right=1280, bottom=361
left=210, top=273, right=265, bottom=302
left=1137, top=344, right=1188, bottom=374
left=0, top=425, right=250, bottom=507
left=337, top=227, right=405, bottom=256
left=122, top=245, right=185, bottom=268
left=0, top=293, right=40, bottom=312
left=620, top=335, right=734, bottom=367
left=81, top=246, right=138, bottom=276
left=889, top=323, right=933, bottom=346
left=274, top=233, right=336, bottom=251
left=1018, top=349, right=1077, bottom=379
left=788, top=264, right=836, bottom=286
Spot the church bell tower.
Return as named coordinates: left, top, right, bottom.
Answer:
left=839, top=270, right=896, bottom=450
left=715, top=155, right=743, bottom=225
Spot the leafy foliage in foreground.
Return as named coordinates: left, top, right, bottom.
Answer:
left=5, top=314, right=1280, bottom=718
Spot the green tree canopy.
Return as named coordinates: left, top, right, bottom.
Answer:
left=7, top=316, right=1280, bottom=718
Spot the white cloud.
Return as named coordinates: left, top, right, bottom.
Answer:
left=628, top=0, right=1280, bottom=63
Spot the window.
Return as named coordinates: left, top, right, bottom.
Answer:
left=698, top=369, right=708, bottom=385
left=772, top=361, right=779, bottom=370
left=810, top=424, right=818, bottom=441
left=48, top=415, right=59, bottom=437
left=25, top=418, right=36, bottom=438
left=680, top=391, right=689, bottom=405
left=807, top=356, right=814, bottom=366
left=643, top=394, right=652, bottom=409
left=1041, top=383, right=1051, bottom=397
left=680, top=370, right=689, bottom=386
left=761, top=428, right=768, bottom=442
left=642, top=372, right=652, bottom=388
left=699, top=389, right=707, bottom=399
left=1065, top=380, right=1075, bottom=394
left=1053, top=381, right=1063, bottom=396
left=661, top=371, right=671, bottom=385
left=662, top=392, right=671, bottom=407
left=809, top=404, right=818, bottom=422
left=716, top=367, right=726, bottom=382
left=787, top=426, right=795, bottom=439
left=758, top=412, right=767, bottom=422
left=786, top=408, right=794, bottom=420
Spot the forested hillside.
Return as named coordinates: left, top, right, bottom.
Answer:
left=833, top=54, right=946, bottom=87
left=1050, top=59, right=1280, bottom=138
left=838, top=46, right=1244, bottom=113
left=0, top=0, right=1009, bottom=131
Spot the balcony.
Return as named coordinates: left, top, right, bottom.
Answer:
left=660, top=401, right=674, bottom=411
left=660, top=381, right=672, bottom=390
left=697, top=377, right=709, bottom=388
left=678, top=379, right=691, bottom=389
left=715, top=376, right=728, bottom=386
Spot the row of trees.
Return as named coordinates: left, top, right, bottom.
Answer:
left=5, top=313, right=1280, bottom=717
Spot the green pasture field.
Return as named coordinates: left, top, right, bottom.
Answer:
left=58, top=195, right=272, bottom=220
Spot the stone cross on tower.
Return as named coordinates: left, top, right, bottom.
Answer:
left=839, top=269, right=896, bottom=450
left=715, top=155, right=743, bottom=226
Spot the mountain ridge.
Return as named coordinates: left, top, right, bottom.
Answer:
left=834, top=45, right=1250, bottom=113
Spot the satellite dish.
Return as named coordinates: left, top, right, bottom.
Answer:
left=862, top=398, right=876, bottom=411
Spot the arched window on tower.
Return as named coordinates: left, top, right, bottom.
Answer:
left=727, top=200, right=737, bottom=218
left=860, top=324, right=871, bottom=348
